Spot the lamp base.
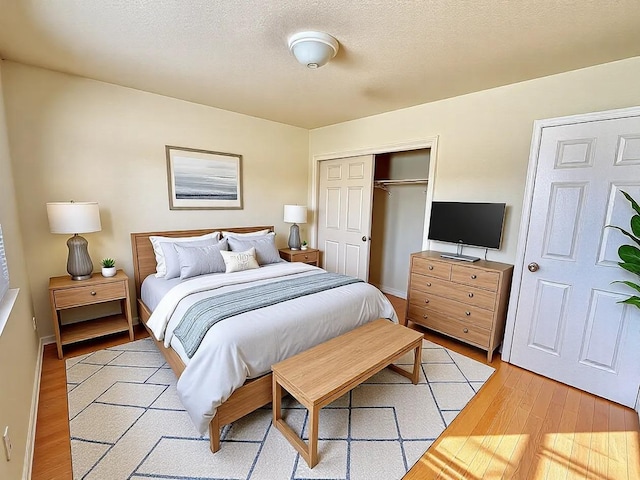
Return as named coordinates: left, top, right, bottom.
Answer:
left=67, top=234, right=94, bottom=281
left=288, top=223, right=301, bottom=250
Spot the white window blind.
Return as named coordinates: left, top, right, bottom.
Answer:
left=0, top=225, right=9, bottom=302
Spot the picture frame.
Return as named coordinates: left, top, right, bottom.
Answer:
left=166, top=145, right=243, bottom=210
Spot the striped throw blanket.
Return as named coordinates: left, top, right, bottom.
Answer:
left=174, top=272, right=362, bottom=358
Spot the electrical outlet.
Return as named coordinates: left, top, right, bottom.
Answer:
left=3, top=426, right=11, bottom=461
left=32, top=316, right=37, bottom=331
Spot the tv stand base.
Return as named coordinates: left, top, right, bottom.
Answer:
left=440, top=253, right=480, bottom=262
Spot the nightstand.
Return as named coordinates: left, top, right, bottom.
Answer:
left=48, top=270, right=134, bottom=359
left=279, top=248, right=320, bottom=266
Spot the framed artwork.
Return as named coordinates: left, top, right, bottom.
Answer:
left=166, top=145, right=243, bottom=210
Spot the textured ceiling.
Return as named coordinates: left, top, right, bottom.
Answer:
left=0, top=1, right=639, bottom=129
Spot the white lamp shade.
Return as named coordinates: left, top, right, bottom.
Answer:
left=288, top=31, right=339, bottom=69
left=283, top=205, right=307, bottom=224
left=47, top=202, right=102, bottom=234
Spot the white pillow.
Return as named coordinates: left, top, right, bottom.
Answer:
left=149, top=232, right=220, bottom=278
left=221, top=229, right=270, bottom=238
left=219, top=247, right=260, bottom=273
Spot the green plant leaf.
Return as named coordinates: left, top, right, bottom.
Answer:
left=608, top=225, right=640, bottom=247
left=619, top=261, right=640, bottom=275
left=612, top=280, right=640, bottom=293
left=619, top=296, right=640, bottom=308
left=618, top=244, right=640, bottom=264
left=632, top=215, right=640, bottom=237
left=621, top=190, right=640, bottom=216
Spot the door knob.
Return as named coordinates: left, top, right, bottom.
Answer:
left=361, top=236, right=371, bottom=242
left=528, top=262, right=540, bottom=272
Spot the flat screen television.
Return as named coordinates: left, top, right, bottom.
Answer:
left=427, top=202, right=506, bottom=261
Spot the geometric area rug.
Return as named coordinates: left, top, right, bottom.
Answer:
left=67, top=337, right=494, bottom=480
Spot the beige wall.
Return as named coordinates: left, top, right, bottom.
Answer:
left=0, top=62, right=40, bottom=480
left=2, top=62, right=309, bottom=338
left=310, top=56, right=640, bottom=265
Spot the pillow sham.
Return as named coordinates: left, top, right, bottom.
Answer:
left=149, top=232, right=220, bottom=278
left=175, top=239, right=229, bottom=280
left=161, top=237, right=222, bottom=279
left=219, top=247, right=260, bottom=273
left=221, top=229, right=270, bottom=238
left=227, top=232, right=281, bottom=265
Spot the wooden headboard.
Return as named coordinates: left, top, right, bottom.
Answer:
left=130, top=226, right=274, bottom=300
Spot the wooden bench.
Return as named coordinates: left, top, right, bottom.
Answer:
left=272, top=319, right=424, bottom=468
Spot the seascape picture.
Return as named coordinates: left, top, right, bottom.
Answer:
left=166, top=146, right=242, bottom=209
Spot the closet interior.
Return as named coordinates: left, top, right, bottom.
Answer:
left=369, top=148, right=430, bottom=298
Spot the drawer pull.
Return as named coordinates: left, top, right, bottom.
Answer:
left=428, top=266, right=434, bottom=270
left=426, top=282, right=432, bottom=287
left=470, top=274, right=477, bottom=279
left=465, top=311, right=471, bottom=316
left=463, top=328, right=469, bottom=333
left=304, top=255, right=308, bottom=259
left=423, top=314, right=428, bottom=319
left=90, top=291, right=97, bottom=296
left=468, top=293, right=474, bottom=298
left=424, top=299, right=429, bottom=304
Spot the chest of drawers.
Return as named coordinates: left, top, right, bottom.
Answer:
left=405, top=251, right=513, bottom=362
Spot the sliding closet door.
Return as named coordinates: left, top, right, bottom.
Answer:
left=317, top=155, right=374, bottom=280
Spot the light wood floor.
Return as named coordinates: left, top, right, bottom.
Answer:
left=32, top=295, right=640, bottom=479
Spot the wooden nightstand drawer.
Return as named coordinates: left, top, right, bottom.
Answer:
left=279, top=248, right=320, bottom=266
left=289, top=250, right=318, bottom=264
left=451, top=265, right=499, bottom=291
left=411, top=256, right=451, bottom=280
left=53, top=281, right=126, bottom=309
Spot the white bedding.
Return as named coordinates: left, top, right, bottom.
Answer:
left=145, top=262, right=398, bottom=434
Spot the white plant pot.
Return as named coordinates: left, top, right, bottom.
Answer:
left=301, top=246, right=308, bottom=250
left=101, top=266, right=117, bottom=277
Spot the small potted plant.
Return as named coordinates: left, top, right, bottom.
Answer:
left=301, top=241, right=308, bottom=251
left=101, top=258, right=116, bottom=277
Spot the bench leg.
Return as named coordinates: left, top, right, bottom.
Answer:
left=308, top=405, right=319, bottom=468
left=411, top=342, right=422, bottom=385
left=209, top=415, right=220, bottom=453
left=273, top=375, right=320, bottom=468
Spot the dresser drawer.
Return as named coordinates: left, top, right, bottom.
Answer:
left=53, top=281, right=126, bottom=309
left=409, top=274, right=497, bottom=311
left=411, top=256, right=451, bottom=280
left=407, top=304, right=490, bottom=348
left=451, top=265, right=499, bottom=291
left=289, top=250, right=318, bottom=264
left=408, top=291, right=494, bottom=330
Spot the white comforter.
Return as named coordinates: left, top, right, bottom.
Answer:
left=146, top=262, right=398, bottom=434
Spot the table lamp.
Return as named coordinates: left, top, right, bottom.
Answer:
left=283, top=205, right=307, bottom=250
left=46, top=201, right=102, bottom=280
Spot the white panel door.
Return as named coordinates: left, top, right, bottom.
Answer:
left=510, top=113, right=640, bottom=407
left=317, top=155, right=374, bottom=280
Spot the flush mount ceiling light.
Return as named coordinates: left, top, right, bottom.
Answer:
left=288, top=31, right=339, bottom=69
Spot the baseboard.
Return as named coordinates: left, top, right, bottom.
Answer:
left=375, top=284, right=407, bottom=299
left=41, top=334, right=55, bottom=345
left=23, top=337, right=44, bottom=480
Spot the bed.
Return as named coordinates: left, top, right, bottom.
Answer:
left=130, top=226, right=398, bottom=453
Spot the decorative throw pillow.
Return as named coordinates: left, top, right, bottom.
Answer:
left=219, top=247, right=260, bottom=273
left=221, top=229, right=270, bottom=238
left=161, top=237, right=223, bottom=279
left=175, top=239, right=229, bottom=280
left=227, top=232, right=281, bottom=265
left=149, top=232, right=220, bottom=278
